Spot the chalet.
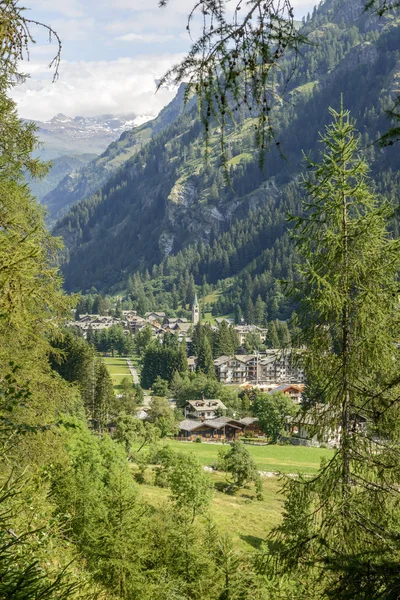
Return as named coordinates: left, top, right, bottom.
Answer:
left=145, top=311, right=166, bottom=322
left=239, top=417, right=264, bottom=437
left=178, top=417, right=246, bottom=440
left=215, top=317, right=234, bottom=325
left=122, top=310, right=138, bottom=318
left=187, top=356, right=197, bottom=372
left=286, top=405, right=367, bottom=447
left=267, top=384, right=304, bottom=404
left=67, top=314, right=130, bottom=337
left=184, top=399, right=227, bottom=420
left=128, top=316, right=148, bottom=335
left=163, top=317, right=189, bottom=326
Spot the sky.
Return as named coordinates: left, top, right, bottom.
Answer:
left=11, top=0, right=317, bottom=121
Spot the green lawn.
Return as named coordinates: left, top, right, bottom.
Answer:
left=138, top=470, right=283, bottom=551
left=102, top=356, right=132, bottom=391
left=164, top=440, right=334, bottom=474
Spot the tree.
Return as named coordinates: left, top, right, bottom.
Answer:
left=94, top=362, right=115, bottom=431
left=115, top=414, right=161, bottom=457
left=174, top=373, right=221, bottom=410
left=134, top=325, right=153, bottom=356
left=169, top=453, right=213, bottom=522
left=266, top=320, right=280, bottom=348
left=254, top=295, right=266, bottom=327
left=253, top=391, right=295, bottom=443
left=115, top=377, right=137, bottom=415
left=244, top=331, right=263, bottom=353
left=197, top=335, right=215, bottom=377
left=218, top=442, right=262, bottom=495
left=273, top=106, right=400, bottom=597
left=215, top=320, right=235, bottom=357
left=152, top=376, right=170, bottom=397
left=158, top=0, right=304, bottom=167
left=147, top=396, right=177, bottom=437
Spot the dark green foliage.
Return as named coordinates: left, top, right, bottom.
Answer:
left=196, top=335, right=216, bottom=377
left=218, top=441, right=262, bottom=495
left=141, top=342, right=187, bottom=388
left=151, top=376, right=170, bottom=397
left=253, top=391, right=296, bottom=443
left=49, top=329, right=115, bottom=427
left=272, top=106, right=400, bottom=598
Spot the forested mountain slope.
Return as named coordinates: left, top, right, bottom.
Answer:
left=27, top=153, right=96, bottom=203
left=54, top=0, right=400, bottom=298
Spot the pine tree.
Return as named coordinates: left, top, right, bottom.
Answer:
left=274, top=106, right=400, bottom=597
left=197, top=336, right=215, bottom=377
left=254, top=295, right=266, bottom=326
left=215, top=320, right=234, bottom=357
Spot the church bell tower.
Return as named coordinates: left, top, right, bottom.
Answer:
left=192, top=293, right=200, bottom=326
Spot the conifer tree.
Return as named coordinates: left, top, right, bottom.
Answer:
left=197, top=335, right=215, bottom=377
left=254, top=295, right=266, bottom=326
left=274, top=105, right=400, bottom=597
left=215, top=320, right=234, bottom=357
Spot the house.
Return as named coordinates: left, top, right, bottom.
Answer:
left=184, top=399, right=227, bottom=420
left=215, top=317, right=234, bottom=325
left=234, top=325, right=268, bottom=345
left=178, top=417, right=246, bottom=440
left=163, top=317, right=189, bottom=326
left=67, top=314, right=130, bottom=337
left=258, top=350, right=305, bottom=385
left=187, top=356, right=197, bottom=372
left=239, top=417, right=264, bottom=436
left=214, top=355, right=249, bottom=384
left=267, top=384, right=304, bottom=404
left=286, top=405, right=367, bottom=447
left=145, top=311, right=166, bottom=322
left=128, top=316, right=148, bottom=335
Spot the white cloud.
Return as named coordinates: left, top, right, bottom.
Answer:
left=117, top=32, right=176, bottom=43
left=11, top=55, right=183, bottom=121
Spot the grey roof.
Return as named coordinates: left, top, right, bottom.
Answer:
left=175, top=322, right=191, bottom=332
left=234, top=354, right=256, bottom=363
left=179, top=417, right=245, bottom=432
left=239, top=417, right=259, bottom=426
left=187, top=399, right=227, bottom=412
left=204, top=420, right=242, bottom=430
left=136, top=409, right=149, bottom=420
left=179, top=419, right=204, bottom=432
left=213, top=355, right=231, bottom=366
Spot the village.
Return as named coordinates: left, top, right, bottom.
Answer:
left=66, top=296, right=354, bottom=448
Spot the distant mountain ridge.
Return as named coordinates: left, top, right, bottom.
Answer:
left=25, top=112, right=153, bottom=160
left=41, top=84, right=187, bottom=224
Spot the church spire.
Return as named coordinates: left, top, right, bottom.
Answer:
left=192, top=292, right=200, bottom=325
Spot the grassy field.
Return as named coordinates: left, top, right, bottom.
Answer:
left=138, top=470, right=284, bottom=551
left=164, top=440, right=334, bottom=474
left=136, top=441, right=334, bottom=550
left=102, top=356, right=132, bottom=391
